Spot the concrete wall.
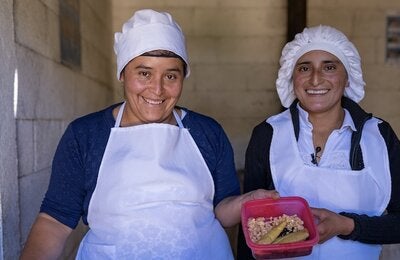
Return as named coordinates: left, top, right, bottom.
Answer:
left=0, top=0, right=114, bottom=258
left=0, top=0, right=18, bottom=259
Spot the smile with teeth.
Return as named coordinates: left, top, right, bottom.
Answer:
left=306, top=89, right=328, bottom=95
left=143, top=97, right=164, bottom=105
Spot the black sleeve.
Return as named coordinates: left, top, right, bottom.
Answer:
left=237, top=121, right=275, bottom=259
left=339, top=120, right=400, bottom=244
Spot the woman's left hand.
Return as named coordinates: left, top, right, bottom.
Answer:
left=311, top=208, right=355, bottom=244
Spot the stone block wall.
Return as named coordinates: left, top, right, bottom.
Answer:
left=4, top=0, right=115, bottom=258
left=0, top=0, right=18, bottom=259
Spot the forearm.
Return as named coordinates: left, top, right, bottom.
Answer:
left=215, top=195, right=243, bottom=228
left=339, top=212, right=400, bottom=244
left=20, top=213, right=72, bottom=260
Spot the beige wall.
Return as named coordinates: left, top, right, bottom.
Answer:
left=0, top=0, right=114, bottom=258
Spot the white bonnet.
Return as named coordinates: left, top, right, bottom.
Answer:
left=114, top=9, right=190, bottom=80
left=276, top=25, right=365, bottom=108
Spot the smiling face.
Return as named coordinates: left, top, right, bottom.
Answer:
left=293, top=50, right=349, bottom=115
left=120, top=55, right=185, bottom=125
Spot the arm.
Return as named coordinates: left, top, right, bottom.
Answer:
left=21, top=121, right=96, bottom=259
left=210, top=118, right=280, bottom=227
left=20, top=213, right=72, bottom=260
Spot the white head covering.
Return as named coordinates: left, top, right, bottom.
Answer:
left=114, top=9, right=190, bottom=80
left=276, top=25, right=365, bottom=108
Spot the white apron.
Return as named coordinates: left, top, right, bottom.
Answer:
left=76, top=102, right=233, bottom=260
left=267, top=110, right=391, bottom=260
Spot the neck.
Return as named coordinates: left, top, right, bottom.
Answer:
left=308, top=107, right=345, bottom=133
left=309, top=107, right=345, bottom=152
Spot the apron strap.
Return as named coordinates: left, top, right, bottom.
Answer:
left=173, top=109, right=184, bottom=128
left=114, top=102, right=126, bottom=128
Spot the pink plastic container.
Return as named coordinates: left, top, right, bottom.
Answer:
left=241, top=196, right=319, bottom=259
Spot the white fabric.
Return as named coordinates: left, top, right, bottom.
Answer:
left=266, top=110, right=391, bottom=260
left=276, top=25, right=365, bottom=108
left=114, top=9, right=190, bottom=80
left=76, top=102, right=233, bottom=260
left=297, top=105, right=356, bottom=168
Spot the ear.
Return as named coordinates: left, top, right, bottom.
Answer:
left=345, top=80, right=350, bottom=88
left=120, top=71, right=125, bottom=82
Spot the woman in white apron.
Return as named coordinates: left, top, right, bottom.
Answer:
left=21, top=9, right=279, bottom=260
left=238, top=25, right=400, bottom=259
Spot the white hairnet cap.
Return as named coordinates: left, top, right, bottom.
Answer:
left=276, top=25, right=365, bottom=108
left=114, top=9, right=190, bottom=80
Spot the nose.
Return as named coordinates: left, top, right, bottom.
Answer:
left=310, top=70, right=323, bottom=86
left=149, top=76, right=163, bottom=95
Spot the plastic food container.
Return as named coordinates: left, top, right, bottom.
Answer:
left=241, top=196, right=319, bottom=259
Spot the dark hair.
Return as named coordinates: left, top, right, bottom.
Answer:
left=141, top=50, right=187, bottom=76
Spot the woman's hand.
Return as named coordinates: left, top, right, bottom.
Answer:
left=311, top=208, right=355, bottom=244
left=215, top=189, right=279, bottom=228
left=241, top=189, right=280, bottom=202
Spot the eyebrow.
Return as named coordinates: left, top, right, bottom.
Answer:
left=134, top=64, right=183, bottom=73
left=135, top=64, right=152, bottom=70
left=296, top=60, right=341, bottom=66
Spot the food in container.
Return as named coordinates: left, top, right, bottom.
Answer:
left=241, top=196, right=319, bottom=259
